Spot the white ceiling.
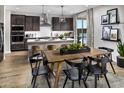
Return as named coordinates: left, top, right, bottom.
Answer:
left=6, top=5, right=98, bottom=16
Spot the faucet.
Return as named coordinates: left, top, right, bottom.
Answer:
left=50, top=32, right=53, bottom=39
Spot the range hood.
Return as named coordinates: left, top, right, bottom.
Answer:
left=40, top=22, right=51, bottom=27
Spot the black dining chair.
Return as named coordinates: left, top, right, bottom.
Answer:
left=85, top=56, right=111, bottom=88
left=98, top=47, right=116, bottom=74
left=29, top=53, right=51, bottom=88
left=63, top=59, right=88, bottom=88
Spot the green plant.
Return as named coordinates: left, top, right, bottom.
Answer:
left=117, top=40, right=124, bottom=57
left=68, top=43, right=85, bottom=50
left=59, top=34, right=64, bottom=39
left=64, top=32, right=69, bottom=37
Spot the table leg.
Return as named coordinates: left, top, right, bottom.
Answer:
left=50, top=63, right=55, bottom=72
left=54, top=62, right=63, bottom=88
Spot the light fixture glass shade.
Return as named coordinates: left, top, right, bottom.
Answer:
left=60, top=17, right=66, bottom=23
left=41, top=13, right=47, bottom=22
left=40, top=5, right=51, bottom=27
left=59, top=5, right=66, bottom=23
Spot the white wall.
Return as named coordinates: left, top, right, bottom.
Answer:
left=4, top=9, right=11, bottom=55
left=93, top=5, right=124, bottom=61
left=0, top=5, right=4, bottom=23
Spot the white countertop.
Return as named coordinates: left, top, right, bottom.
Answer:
left=27, top=38, right=74, bottom=44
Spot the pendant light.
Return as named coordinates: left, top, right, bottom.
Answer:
left=40, top=5, right=51, bottom=27
left=60, top=5, right=66, bottom=23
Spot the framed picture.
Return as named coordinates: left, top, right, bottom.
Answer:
left=101, top=15, right=109, bottom=25
left=107, top=8, right=118, bottom=24
left=102, top=26, right=112, bottom=40
left=110, top=28, right=118, bottom=41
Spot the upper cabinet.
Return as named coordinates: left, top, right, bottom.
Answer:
left=25, top=16, right=33, bottom=31
left=32, top=16, right=40, bottom=31
left=11, top=14, right=40, bottom=31
left=52, top=17, right=73, bottom=31
left=52, top=17, right=61, bottom=31
left=25, top=16, right=40, bottom=31
left=11, top=14, right=25, bottom=25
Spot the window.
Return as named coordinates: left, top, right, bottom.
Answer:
left=76, top=18, right=87, bottom=45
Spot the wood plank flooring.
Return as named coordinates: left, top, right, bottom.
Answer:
left=0, top=51, right=124, bottom=88
left=0, top=51, right=31, bottom=88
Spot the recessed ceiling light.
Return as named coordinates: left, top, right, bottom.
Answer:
left=85, top=5, right=89, bottom=7
left=47, top=10, right=50, bottom=13
left=15, top=7, right=19, bottom=10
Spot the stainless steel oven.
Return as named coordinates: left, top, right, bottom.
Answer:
left=11, top=25, right=25, bottom=51
left=11, top=35, right=24, bottom=43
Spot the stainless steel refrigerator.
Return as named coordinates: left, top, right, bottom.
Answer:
left=0, top=23, right=4, bottom=62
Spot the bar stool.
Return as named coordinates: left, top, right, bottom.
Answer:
left=31, top=46, right=42, bottom=54
left=47, top=45, right=57, bottom=50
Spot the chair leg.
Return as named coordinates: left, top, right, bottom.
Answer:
left=79, top=80, right=81, bottom=87
left=72, top=81, right=74, bottom=88
left=45, top=75, right=51, bottom=88
left=85, top=71, right=90, bottom=81
left=83, top=79, right=87, bottom=88
left=31, top=76, right=35, bottom=84
left=109, top=62, right=116, bottom=74
left=32, top=76, right=37, bottom=88
left=95, top=75, right=97, bottom=88
left=104, top=74, right=111, bottom=88
left=63, top=76, right=68, bottom=88
left=98, top=75, right=99, bottom=80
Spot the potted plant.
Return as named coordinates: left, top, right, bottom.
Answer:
left=58, top=34, right=64, bottom=39
left=60, top=43, right=90, bottom=55
left=64, top=32, right=69, bottom=38
left=117, top=40, right=124, bottom=68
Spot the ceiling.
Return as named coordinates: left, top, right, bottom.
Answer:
left=6, top=5, right=98, bottom=16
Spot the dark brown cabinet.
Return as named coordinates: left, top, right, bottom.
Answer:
left=11, top=14, right=40, bottom=51
left=32, top=16, right=40, bottom=31
left=25, top=16, right=33, bottom=31
left=11, top=14, right=25, bottom=25
left=25, top=16, right=40, bottom=31
left=52, top=17, right=73, bottom=31
left=66, top=18, right=73, bottom=30
left=52, top=17, right=61, bottom=31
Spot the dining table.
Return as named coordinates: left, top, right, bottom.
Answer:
left=43, top=47, right=109, bottom=88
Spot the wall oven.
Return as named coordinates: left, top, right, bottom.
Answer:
left=11, top=25, right=25, bottom=51
left=11, top=36, right=24, bottom=43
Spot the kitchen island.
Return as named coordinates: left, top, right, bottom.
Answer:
left=27, top=38, right=74, bottom=53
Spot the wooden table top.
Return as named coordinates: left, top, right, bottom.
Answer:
left=44, top=48, right=109, bottom=63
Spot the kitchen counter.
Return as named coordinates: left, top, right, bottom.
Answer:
left=27, top=38, right=74, bottom=44
left=24, top=37, right=50, bottom=39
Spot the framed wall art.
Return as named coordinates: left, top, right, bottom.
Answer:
left=110, top=28, right=118, bottom=41
left=101, top=15, right=109, bottom=25
left=102, top=26, right=112, bottom=40
left=107, top=8, right=118, bottom=24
